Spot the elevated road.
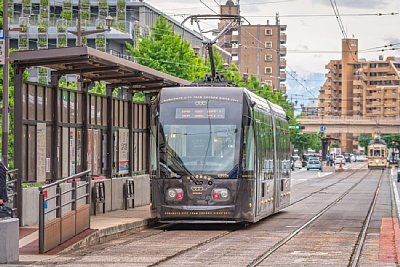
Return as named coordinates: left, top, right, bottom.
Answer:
left=297, top=116, right=400, bottom=135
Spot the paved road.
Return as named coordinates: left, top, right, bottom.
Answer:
left=37, top=163, right=399, bottom=267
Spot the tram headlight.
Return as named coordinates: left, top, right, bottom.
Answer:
left=212, top=188, right=229, bottom=201
left=167, top=188, right=184, bottom=201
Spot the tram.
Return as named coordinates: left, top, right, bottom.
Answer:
left=367, top=138, right=388, bottom=169
left=150, top=86, right=291, bottom=223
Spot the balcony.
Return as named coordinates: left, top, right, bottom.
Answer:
left=354, top=72, right=368, bottom=81
left=366, top=92, right=382, bottom=99
left=279, top=84, right=286, bottom=92
left=280, top=25, right=287, bottom=31
left=231, top=34, right=239, bottom=42
left=279, top=46, right=287, bottom=56
left=280, top=59, right=286, bottom=69
left=325, top=71, right=336, bottom=79
left=367, top=101, right=383, bottom=107
left=280, top=33, right=287, bottom=44
left=280, top=71, right=287, bottom=81
left=353, top=79, right=366, bottom=87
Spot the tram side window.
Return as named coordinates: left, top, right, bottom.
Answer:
left=243, top=125, right=255, bottom=171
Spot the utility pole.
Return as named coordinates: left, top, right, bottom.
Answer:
left=2, top=0, right=9, bottom=166
left=76, top=0, right=81, bottom=46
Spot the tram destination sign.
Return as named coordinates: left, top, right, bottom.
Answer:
left=176, top=108, right=225, bottom=119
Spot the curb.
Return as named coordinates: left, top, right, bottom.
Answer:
left=61, top=217, right=157, bottom=254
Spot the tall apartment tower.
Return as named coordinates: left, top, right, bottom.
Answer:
left=216, top=1, right=287, bottom=92
left=319, top=38, right=400, bottom=151
left=319, top=39, right=400, bottom=117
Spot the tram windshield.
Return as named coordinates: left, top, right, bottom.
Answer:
left=158, top=97, right=242, bottom=178
left=162, top=125, right=237, bottom=174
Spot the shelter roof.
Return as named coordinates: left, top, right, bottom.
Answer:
left=10, top=46, right=191, bottom=91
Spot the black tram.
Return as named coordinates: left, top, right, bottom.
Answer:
left=150, top=86, right=291, bottom=223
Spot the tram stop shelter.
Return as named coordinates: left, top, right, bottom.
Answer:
left=10, top=46, right=190, bottom=223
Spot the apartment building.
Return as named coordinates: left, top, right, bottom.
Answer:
left=319, top=39, right=400, bottom=117
left=216, top=0, right=287, bottom=92
left=7, top=0, right=203, bottom=83
left=318, top=38, right=400, bottom=151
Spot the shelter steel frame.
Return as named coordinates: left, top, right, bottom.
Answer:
left=11, top=46, right=190, bottom=225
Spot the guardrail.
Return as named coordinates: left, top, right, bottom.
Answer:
left=38, top=170, right=91, bottom=254
left=6, top=169, right=18, bottom=217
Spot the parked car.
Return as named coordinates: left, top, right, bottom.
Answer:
left=343, top=153, right=351, bottom=163
left=355, top=154, right=368, bottom=162
left=307, top=158, right=322, bottom=171
left=335, top=155, right=346, bottom=165
left=350, top=154, right=355, bottom=162
left=291, top=156, right=302, bottom=169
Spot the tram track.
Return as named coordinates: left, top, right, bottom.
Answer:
left=247, top=169, right=374, bottom=267
left=146, top=165, right=369, bottom=267
left=289, top=163, right=366, bottom=207
left=348, top=170, right=385, bottom=267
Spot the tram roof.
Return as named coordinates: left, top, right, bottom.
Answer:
left=369, top=138, right=387, bottom=146
left=244, top=89, right=287, bottom=119
left=159, top=86, right=287, bottom=119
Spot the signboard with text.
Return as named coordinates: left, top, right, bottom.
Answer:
left=0, top=30, right=5, bottom=65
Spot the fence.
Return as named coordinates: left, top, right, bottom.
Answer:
left=18, top=82, right=149, bottom=183
left=38, top=170, right=91, bottom=254
left=6, top=169, right=19, bottom=217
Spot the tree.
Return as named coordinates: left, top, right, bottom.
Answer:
left=358, top=133, right=372, bottom=153
left=126, top=17, right=207, bottom=81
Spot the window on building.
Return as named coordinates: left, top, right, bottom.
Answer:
left=231, top=42, right=239, bottom=48
left=265, top=80, right=272, bottom=86
left=370, top=72, right=377, bottom=76
left=265, top=54, right=272, bottom=62
left=265, top=29, right=272, bottom=36
left=232, top=55, right=239, bottom=61
left=264, top=67, right=272, bottom=74
left=232, top=30, right=239, bottom=36
left=370, top=63, right=377, bottom=68
left=31, top=3, right=40, bottom=15
left=265, top=42, right=272, bottom=49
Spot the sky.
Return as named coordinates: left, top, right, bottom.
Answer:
left=144, top=0, right=399, bottom=101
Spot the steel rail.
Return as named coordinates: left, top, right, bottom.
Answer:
left=148, top=164, right=367, bottom=266
left=289, top=163, right=366, bottom=207
left=348, top=170, right=385, bottom=267
left=148, top=225, right=243, bottom=267
left=247, top=169, right=373, bottom=267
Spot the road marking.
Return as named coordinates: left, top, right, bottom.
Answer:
left=318, top=172, right=333, bottom=178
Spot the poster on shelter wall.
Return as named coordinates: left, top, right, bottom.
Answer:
left=87, top=129, right=93, bottom=173
left=62, top=128, right=69, bottom=178
left=76, top=129, right=81, bottom=170
left=93, top=129, right=101, bottom=175
left=36, top=123, right=46, bottom=182
left=119, top=129, right=129, bottom=174
left=70, top=128, right=76, bottom=175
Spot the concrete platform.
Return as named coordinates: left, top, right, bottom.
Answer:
left=18, top=205, right=154, bottom=264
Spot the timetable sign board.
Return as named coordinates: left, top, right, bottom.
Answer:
left=0, top=31, right=5, bottom=65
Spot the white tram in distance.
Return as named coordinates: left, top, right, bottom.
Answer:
left=367, top=138, right=388, bottom=170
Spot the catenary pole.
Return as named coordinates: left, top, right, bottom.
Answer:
left=2, top=0, right=9, bottom=166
